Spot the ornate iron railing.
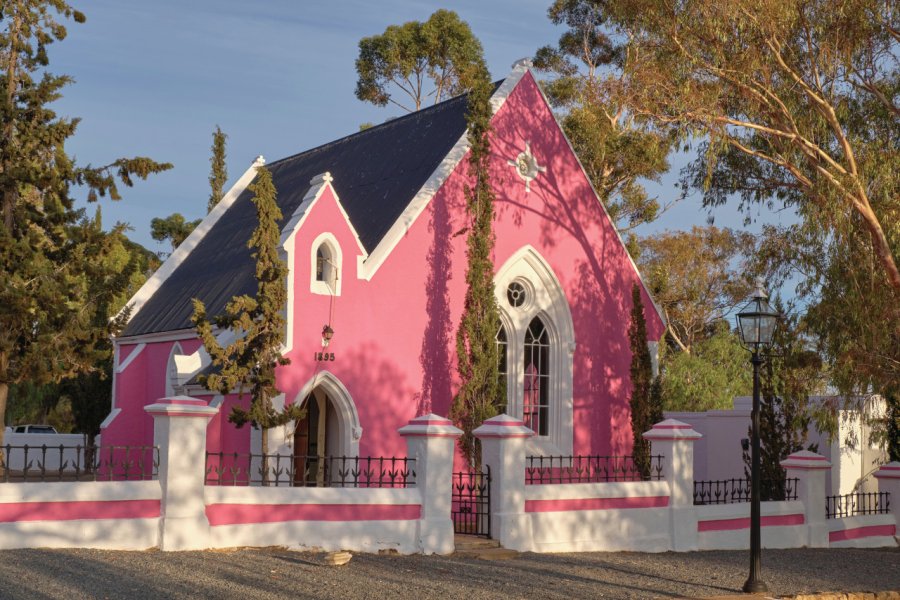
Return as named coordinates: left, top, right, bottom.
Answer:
left=693, top=478, right=799, bottom=505
left=525, top=454, right=664, bottom=484
left=826, top=492, right=890, bottom=519
left=0, top=444, right=159, bottom=482
left=451, top=467, right=491, bottom=537
left=204, top=452, right=416, bottom=488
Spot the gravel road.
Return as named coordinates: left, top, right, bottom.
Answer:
left=0, top=546, right=896, bottom=600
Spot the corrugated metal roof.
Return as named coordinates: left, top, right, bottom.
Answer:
left=123, top=86, right=493, bottom=338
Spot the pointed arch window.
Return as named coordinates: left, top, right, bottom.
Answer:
left=310, top=233, right=342, bottom=296
left=523, top=316, right=550, bottom=436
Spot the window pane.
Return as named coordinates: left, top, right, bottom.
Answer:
left=524, top=316, right=549, bottom=436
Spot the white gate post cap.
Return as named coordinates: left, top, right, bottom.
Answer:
left=398, top=414, right=463, bottom=438
left=473, top=414, right=534, bottom=439
left=780, top=450, right=831, bottom=470
left=145, top=396, right=219, bottom=417
left=874, top=461, right=900, bottom=480
left=642, top=419, right=701, bottom=441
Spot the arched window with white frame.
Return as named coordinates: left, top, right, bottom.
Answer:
left=493, top=246, right=575, bottom=456
left=310, top=233, right=342, bottom=296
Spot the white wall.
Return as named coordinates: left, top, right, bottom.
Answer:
left=204, top=485, right=422, bottom=554
left=0, top=480, right=161, bottom=550
left=524, top=481, right=672, bottom=552
left=695, top=501, right=807, bottom=550
left=666, top=396, right=886, bottom=496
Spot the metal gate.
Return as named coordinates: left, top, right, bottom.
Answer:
left=451, top=466, right=491, bottom=537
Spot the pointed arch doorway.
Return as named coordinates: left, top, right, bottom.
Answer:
left=292, top=371, right=362, bottom=486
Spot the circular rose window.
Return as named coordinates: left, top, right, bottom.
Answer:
left=507, top=281, right=526, bottom=307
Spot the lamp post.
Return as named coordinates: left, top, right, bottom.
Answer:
left=736, top=278, right=780, bottom=594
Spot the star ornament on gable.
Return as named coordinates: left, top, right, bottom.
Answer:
left=507, top=141, right=546, bottom=193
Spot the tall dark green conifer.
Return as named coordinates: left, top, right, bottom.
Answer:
left=628, top=283, right=656, bottom=477
left=0, top=1, right=170, bottom=452
left=208, top=126, right=227, bottom=212
left=192, top=166, right=300, bottom=478
left=449, top=60, right=503, bottom=467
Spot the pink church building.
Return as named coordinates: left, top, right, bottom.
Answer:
left=102, top=62, right=665, bottom=466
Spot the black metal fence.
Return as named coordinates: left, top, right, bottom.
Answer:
left=0, top=445, right=159, bottom=482
left=451, top=467, right=491, bottom=537
left=204, top=453, right=416, bottom=488
left=525, top=454, right=664, bottom=484
left=693, top=478, right=799, bottom=505
left=826, top=492, right=891, bottom=519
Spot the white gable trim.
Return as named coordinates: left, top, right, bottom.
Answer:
left=115, top=342, right=146, bottom=374
left=115, top=155, right=267, bottom=327
left=356, top=62, right=531, bottom=282
left=526, top=71, right=667, bottom=327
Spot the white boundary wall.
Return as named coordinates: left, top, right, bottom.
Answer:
left=205, top=486, right=421, bottom=553
left=524, top=481, right=671, bottom=552
left=0, top=480, right=160, bottom=549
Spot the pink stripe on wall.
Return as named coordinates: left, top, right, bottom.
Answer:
left=525, top=496, right=669, bottom=513
left=0, top=499, right=161, bottom=523
left=698, top=514, right=804, bottom=532
left=205, top=503, right=422, bottom=526
left=829, top=524, right=896, bottom=542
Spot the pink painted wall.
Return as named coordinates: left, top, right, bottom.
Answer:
left=105, top=71, right=664, bottom=460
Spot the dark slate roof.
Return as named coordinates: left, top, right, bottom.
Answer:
left=123, top=84, right=501, bottom=338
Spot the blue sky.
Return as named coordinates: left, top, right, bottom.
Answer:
left=55, top=1, right=790, bottom=252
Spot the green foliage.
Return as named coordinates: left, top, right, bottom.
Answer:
left=0, top=1, right=170, bottom=450
left=884, top=391, right=900, bottom=463
left=150, top=213, right=201, bottom=251
left=208, top=126, right=227, bottom=213
left=659, top=322, right=753, bottom=412
left=533, top=0, right=678, bottom=233
left=628, top=284, right=659, bottom=477
left=639, top=226, right=753, bottom=353
left=448, top=45, right=502, bottom=468
left=601, top=0, right=900, bottom=399
left=192, top=167, right=301, bottom=462
left=355, top=9, right=485, bottom=112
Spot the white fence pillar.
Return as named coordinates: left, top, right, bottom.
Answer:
left=473, top=414, right=534, bottom=551
left=781, top=450, right=831, bottom=547
left=145, top=396, right=219, bottom=551
left=643, top=419, right=702, bottom=551
left=398, top=414, right=462, bottom=555
left=874, top=461, right=900, bottom=532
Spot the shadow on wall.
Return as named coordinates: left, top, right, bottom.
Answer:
left=416, top=177, right=458, bottom=416
left=312, top=342, right=418, bottom=460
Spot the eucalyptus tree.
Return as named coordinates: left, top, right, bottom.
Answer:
left=355, top=9, right=485, bottom=112
left=0, top=1, right=171, bottom=450
left=533, top=0, right=679, bottom=236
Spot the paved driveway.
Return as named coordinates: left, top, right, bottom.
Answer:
left=0, top=546, right=897, bottom=599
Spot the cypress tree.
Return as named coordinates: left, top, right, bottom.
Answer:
left=0, top=2, right=171, bottom=454
left=449, top=60, right=503, bottom=468
left=208, top=126, right=227, bottom=212
left=628, top=283, right=655, bottom=477
left=192, top=166, right=301, bottom=481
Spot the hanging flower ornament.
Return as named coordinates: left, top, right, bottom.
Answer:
left=507, top=141, right=546, bottom=193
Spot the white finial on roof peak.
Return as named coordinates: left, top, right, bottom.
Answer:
left=511, top=57, right=534, bottom=71
left=253, top=155, right=266, bottom=166
left=310, top=172, right=334, bottom=186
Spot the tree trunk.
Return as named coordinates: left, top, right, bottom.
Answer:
left=261, top=425, right=269, bottom=486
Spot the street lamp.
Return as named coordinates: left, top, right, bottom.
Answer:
left=736, top=278, right=780, bottom=594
